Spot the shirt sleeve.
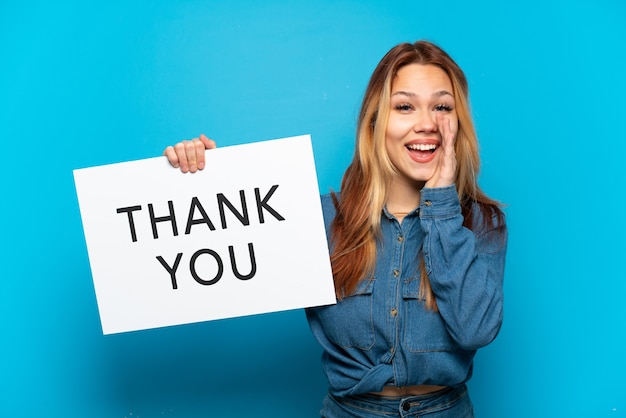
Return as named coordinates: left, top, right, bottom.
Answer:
left=419, top=184, right=508, bottom=350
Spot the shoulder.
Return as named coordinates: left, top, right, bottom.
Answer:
left=468, top=201, right=507, bottom=252
left=470, top=201, right=506, bottom=231
left=321, top=192, right=338, bottom=217
left=321, top=193, right=335, bottom=208
left=320, top=193, right=338, bottom=231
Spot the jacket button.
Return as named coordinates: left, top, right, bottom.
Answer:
left=393, top=269, right=400, bottom=277
left=390, top=308, right=398, bottom=317
left=424, top=200, right=432, bottom=206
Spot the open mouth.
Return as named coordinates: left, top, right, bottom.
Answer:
left=405, top=143, right=439, bottom=163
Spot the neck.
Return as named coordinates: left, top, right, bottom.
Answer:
left=385, top=177, right=424, bottom=222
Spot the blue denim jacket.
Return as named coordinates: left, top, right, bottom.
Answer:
left=306, top=185, right=507, bottom=397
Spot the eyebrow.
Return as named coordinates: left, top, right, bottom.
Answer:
left=391, top=90, right=453, bottom=98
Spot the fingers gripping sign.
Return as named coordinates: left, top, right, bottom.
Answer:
left=425, top=114, right=458, bottom=189
left=163, top=134, right=216, bottom=173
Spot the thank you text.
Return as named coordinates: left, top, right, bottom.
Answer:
left=73, top=135, right=336, bottom=334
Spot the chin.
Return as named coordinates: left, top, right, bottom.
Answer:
left=410, top=169, right=436, bottom=184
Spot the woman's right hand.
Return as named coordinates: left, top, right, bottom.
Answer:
left=163, top=133, right=216, bottom=173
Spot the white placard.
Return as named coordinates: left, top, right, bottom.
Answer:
left=73, top=135, right=336, bottom=334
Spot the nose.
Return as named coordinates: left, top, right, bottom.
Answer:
left=412, top=111, right=438, bottom=133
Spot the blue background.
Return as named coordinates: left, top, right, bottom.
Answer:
left=1, top=1, right=625, bottom=416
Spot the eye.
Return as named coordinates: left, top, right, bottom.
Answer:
left=434, top=104, right=453, bottom=112
left=394, top=103, right=414, bottom=112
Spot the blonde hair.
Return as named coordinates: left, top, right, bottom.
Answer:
left=330, top=40, right=503, bottom=311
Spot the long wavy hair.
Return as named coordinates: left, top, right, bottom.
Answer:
left=330, top=40, right=504, bottom=311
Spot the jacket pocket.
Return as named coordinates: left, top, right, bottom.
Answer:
left=318, top=278, right=376, bottom=350
left=402, top=279, right=455, bottom=352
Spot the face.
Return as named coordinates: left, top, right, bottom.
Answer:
left=385, top=63, right=458, bottom=186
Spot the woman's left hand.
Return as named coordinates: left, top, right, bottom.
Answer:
left=425, top=114, right=458, bottom=189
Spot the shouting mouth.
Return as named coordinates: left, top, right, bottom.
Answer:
left=406, top=142, right=439, bottom=163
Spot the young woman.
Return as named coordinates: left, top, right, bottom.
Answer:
left=164, top=40, right=507, bottom=418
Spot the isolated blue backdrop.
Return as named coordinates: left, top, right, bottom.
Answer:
left=1, top=1, right=625, bottom=417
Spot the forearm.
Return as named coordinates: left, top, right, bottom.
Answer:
left=420, top=185, right=507, bottom=350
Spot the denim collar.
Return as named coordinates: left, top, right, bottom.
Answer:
left=382, top=205, right=420, bottom=221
